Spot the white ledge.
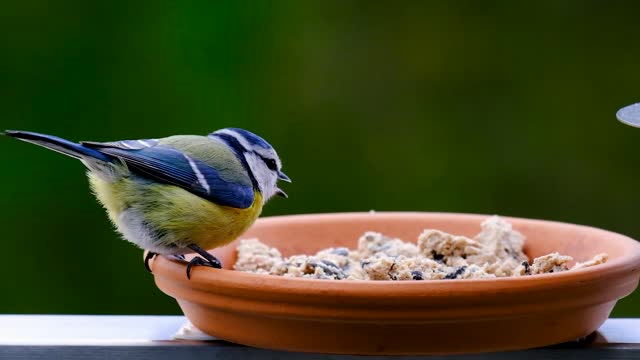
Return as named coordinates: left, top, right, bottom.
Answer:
left=0, top=315, right=639, bottom=359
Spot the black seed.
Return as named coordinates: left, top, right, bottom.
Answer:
left=431, top=250, right=445, bottom=261
left=313, top=260, right=345, bottom=279
left=361, top=261, right=371, bottom=267
left=444, top=266, right=467, bottom=280
left=411, top=271, right=424, bottom=280
left=462, top=254, right=467, bottom=259
left=331, top=248, right=349, bottom=257
left=522, top=261, right=531, bottom=275
left=320, top=259, right=340, bottom=269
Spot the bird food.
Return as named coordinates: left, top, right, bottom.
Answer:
left=233, top=216, right=608, bottom=280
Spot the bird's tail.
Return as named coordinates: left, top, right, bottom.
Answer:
left=3, top=130, right=112, bottom=162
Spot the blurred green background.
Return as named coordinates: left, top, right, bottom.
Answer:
left=1, top=1, right=640, bottom=316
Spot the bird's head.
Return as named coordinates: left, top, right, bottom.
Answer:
left=209, top=128, right=290, bottom=201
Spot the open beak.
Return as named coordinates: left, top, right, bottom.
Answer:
left=278, top=171, right=291, bottom=183
left=276, top=188, right=288, bottom=198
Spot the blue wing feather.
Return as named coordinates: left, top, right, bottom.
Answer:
left=82, top=139, right=160, bottom=150
left=83, top=142, right=254, bottom=209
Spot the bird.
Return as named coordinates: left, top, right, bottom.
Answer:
left=2, top=128, right=290, bottom=278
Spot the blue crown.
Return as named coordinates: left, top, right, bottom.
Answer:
left=227, top=128, right=272, bottom=149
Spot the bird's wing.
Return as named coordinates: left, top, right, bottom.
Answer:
left=82, top=139, right=161, bottom=150
left=157, top=135, right=254, bottom=188
left=82, top=140, right=254, bottom=209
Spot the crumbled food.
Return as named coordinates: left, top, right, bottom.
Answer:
left=418, top=230, right=482, bottom=260
left=513, top=260, right=532, bottom=276
left=459, top=264, right=497, bottom=279
left=361, top=254, right=447, bottom=280
left=270, top=255, right=347, bottom=279
left=467, top=216, right=529, bottom=277
left=233, top=238, right=282, bottom=274
left=360, top=254, right=396, bottom=280
left=572, top=253, right=608, bottom=270
left=529, top=252, right=572, bottom=274
left=314, top=247, right=351, bottom=269
left=233, top=216, right=608, bottom=281
left=475, top=216, right=527, bottom=263
left=358, top=232, right=419, bottom=258
left=514, top=251, right=593, bottom=276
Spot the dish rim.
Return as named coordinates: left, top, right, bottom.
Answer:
left=152, top=211, right=640, bottom=298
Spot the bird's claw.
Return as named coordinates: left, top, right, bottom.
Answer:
left=145, top=252, right=187, bottom=273
left=186, top=255, right=222, bottom=279
left=147, top=245, right=221, bottom=279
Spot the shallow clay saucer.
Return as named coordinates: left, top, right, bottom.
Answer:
left=149, top=212, right=640, bottom=355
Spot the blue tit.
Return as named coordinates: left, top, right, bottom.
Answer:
left=3, top=128, right=290, bottom=278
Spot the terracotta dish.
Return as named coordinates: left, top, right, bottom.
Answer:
left=149, top=212, right=640, bottom=355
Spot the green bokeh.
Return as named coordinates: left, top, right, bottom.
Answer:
left=1, top=1, right=640, bottom=316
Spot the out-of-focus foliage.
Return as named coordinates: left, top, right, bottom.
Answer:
left=1, top=1, right=639, bottom=316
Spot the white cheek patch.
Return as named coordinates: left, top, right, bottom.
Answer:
left=244, top=152, right=277, bottom=201
left=212, top=128, right=282, bottom=203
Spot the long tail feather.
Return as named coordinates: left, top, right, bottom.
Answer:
left=3, top=130, right=112, bottom=162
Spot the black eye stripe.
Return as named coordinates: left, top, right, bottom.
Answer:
left=211, top=133, right=259, bottom=189
left=257, top=154, right=278, bottom=171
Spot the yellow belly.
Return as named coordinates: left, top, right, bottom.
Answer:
left=89, top=173, right=264, bottom=252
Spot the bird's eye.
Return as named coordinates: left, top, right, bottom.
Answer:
left=266, top=159, right=277, bottom=171
left=263, top=158, right=278, bottom=171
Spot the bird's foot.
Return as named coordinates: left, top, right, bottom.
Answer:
left=144, top=251, right=158, bottom=272
left=145, top=252, right=187, bottom=273
left=186, top=244, right=222, bottom=279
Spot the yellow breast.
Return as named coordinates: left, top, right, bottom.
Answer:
left=179, top=190, right=264, bottom=250
left=89, top=173, right=264, bottom=252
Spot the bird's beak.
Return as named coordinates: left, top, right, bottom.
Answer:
left=278, top=171, right=291, bottom=183
left=276, top=188, right=288, bottom=198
